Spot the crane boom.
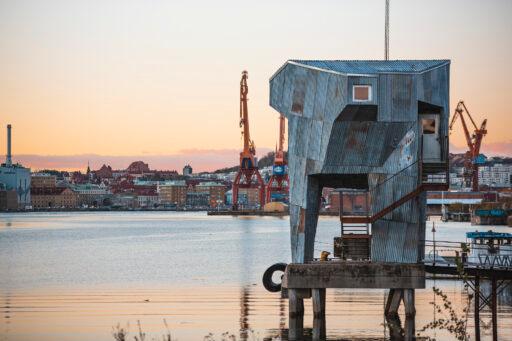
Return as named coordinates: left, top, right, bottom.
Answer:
left=449, top=100, right=487, bottom=191
left=240, top=71, right=255, bottom=156
left=275, top=114, right=285, bottom=163
left=232, top=71, right=265, bottom=209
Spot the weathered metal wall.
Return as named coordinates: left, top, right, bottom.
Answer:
left=269, top=60, right=450, bottom=264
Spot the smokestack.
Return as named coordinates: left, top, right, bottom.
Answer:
left=6, top=124, right=12, bottom=166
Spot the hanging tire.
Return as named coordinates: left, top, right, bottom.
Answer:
left=262, top=263, right=287, bottom=292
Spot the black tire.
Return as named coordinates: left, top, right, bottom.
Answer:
left=262, top=263, right=287, bottom=292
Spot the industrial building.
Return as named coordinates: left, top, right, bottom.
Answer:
left=268, top=59, right=450, bottom=338
left=0, top=124, right=31, bottom=208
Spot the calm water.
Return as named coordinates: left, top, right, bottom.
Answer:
left=1, top=212, right=512, bottom=340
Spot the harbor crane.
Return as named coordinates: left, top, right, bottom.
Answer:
left=232, top=71, right=265, bottom=209
left=449, top=100, right=487, bottom=191
left=265, top=114, right=289, bottom=203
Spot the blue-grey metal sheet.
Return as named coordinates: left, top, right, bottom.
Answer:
left=289, top=60, right=450, bottom=75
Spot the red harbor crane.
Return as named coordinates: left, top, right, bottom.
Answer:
left=232, top=71, right=265, bottom=209
left=265, top=114, right=289, bottom=203
left=449, top=100, right=487, bottom=191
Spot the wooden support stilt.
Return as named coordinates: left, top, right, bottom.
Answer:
left=385, top=314, right=403, bottom=340
left=474, top=276, right=481, bottom=341
left=492, top=277, right=498, bottom=341
left=403, top=289, right=416, bottom=340
left=385, top=289, right=403, bottom=317
left=288, top=289, right=304, bottom=340
left=312, top=288, right=326, bottom=340
left=403, top=289, right=416, bottom=318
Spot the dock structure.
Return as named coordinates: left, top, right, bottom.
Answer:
left=268, top=60, right=451, bottom=339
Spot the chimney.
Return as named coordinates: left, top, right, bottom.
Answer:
left=6, top=124, right=12, bottom=166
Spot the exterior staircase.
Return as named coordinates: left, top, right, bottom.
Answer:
left=339, top=161, right=449, bottom=224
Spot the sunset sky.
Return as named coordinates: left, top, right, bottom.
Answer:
left=1, top=0, right=511, bottom=172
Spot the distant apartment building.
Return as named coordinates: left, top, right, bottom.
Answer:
left=112, top=194, right=138, bottom=209
left=195, top=182, right=226, bottom=207
left=138, top=194, right=159, bottom=208
left=31, top=173, right=57, bottom=188
left=72, top=184, right=110, bottom=207
left=186, top=192, right=209, bottom=207
left=183, top=164, right=193, bottom=176
left=478, top=163, right=512, bottom=188
left=134, top=186, right=158, bottom=208
left=31, top=187, right=78, bottom=209
left=157, top=180, right=187, bottom=206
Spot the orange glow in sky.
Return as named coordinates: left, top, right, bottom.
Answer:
left=0, top=0, right=511, bottom=171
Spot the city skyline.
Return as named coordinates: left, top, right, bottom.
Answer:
left=1, top=0, right=512, bottom=172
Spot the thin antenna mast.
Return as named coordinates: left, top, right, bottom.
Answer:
left=385, top=0, right=390, bottom=60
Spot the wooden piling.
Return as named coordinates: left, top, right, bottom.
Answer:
left=385, top=289, right=403, bottom=317
left=474, top=276, right=481, bottom=341
left=492, top=277, right=497, bottom=341
left=312, top=288, right=326, bottom=340
left=288, top=289, right=304, bottom=340
left=403, top=289, right=416, bottom=340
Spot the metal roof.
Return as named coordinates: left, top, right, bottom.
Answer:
left=288, top=60, right=450, bottom=75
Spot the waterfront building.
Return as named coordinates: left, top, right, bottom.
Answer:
left=111, top=194, right=138, bottom=209
left=195, top=182, right=226, bottom=207
left=478, top=163, right=512, bottom=188
left=31, top=187, right=78, bottom=209
left=0, top=183, right=18, bottom=211
left=183, top=164, right=193, bottom=176
left=157, top=180, right=187, bottom=206
left=31, top=173, right=57, bottom=188
left=134, top=186, right=158, bottom=208
left=0, top=125, right=31, bottom=208
left=137, top=193, right=159, bottom=208
left=72, top=183, right=111, bottom=207
left=186, top=192, right=209, bottom=208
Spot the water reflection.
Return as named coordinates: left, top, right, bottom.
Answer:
left=1, top=213, right=512, bottom=340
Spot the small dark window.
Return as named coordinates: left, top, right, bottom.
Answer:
left=422, top=119, right=436, bottom=134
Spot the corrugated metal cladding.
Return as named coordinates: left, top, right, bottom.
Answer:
left=322, top=121, right=411, bottom=170
left=269, top=59, right=449, bottom=264
left=289, top=60, right=450, bottom=75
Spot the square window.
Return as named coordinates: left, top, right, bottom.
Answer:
left=352, top=85, right=372, bottom=102
left=353, top=85, right=372, bottom=102
left=422, top=119, right=436, bottom=134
